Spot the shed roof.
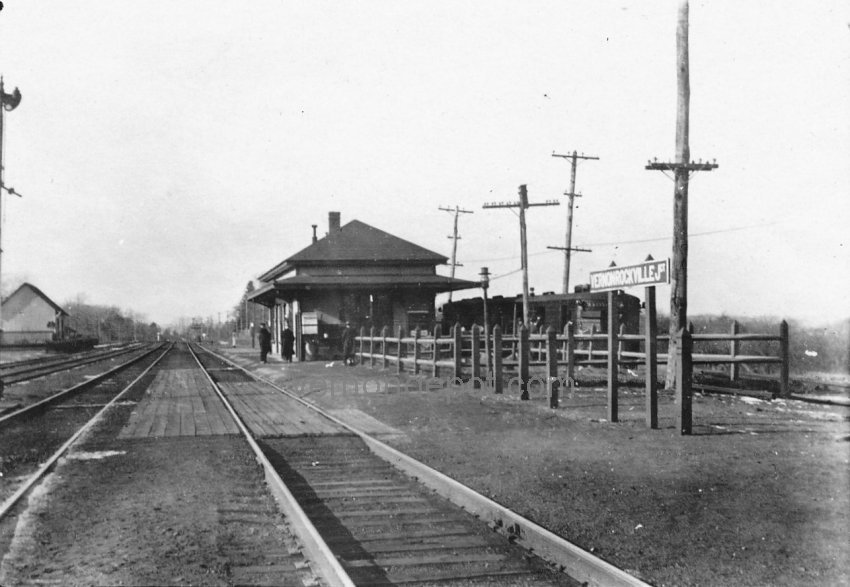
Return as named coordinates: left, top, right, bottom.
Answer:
left=259, top=220, right=448, bottom=282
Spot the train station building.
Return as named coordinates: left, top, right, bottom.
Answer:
left=248, top=212, right=478, bottom=361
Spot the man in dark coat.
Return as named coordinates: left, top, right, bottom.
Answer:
left=341, top=321, right=356, bottom=366
left=258, top=323, right=272, bottom=364
left=281, top=325, right=295, bottom=362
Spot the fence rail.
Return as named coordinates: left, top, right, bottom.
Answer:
left=355, top=319, right=790, bottom=431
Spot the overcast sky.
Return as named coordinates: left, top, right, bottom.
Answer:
left=0, top=1, right=847, bottom=327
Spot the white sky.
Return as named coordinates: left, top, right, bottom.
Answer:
left=0, top=1, right=847, bottom=327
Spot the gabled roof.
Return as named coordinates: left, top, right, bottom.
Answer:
left=1, top=282, right=68, bottom=316
left=259, top=219, right=449, bottom=282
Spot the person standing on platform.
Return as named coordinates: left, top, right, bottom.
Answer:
left=341, top=321, right=356, bottom=366
left=258, top=323, right=272, bottom=363
left=281, top=324, right=295, bottom=362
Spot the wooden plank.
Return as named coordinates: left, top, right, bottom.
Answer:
left=163, top=387, right=183, bottom=437
left=225, top=390, right=271, bottom=436
left=190, top=392, right=211, bottom=436
left=199, top=383, right=236, bottom=435
left=121, top=385, right=159, bottom=438
left=148, top=386, right=172, bottom=437
left=179, top=388, right=196, bottom=437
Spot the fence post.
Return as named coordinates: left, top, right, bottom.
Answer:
left=547, top=327, right=559, bottom=408
left=453, top=322, right=463, bottom=380
left=381, top=326, right=388, bottom=369
left=471, top=324, right=481, bottom=388
left=493, top=325, right=503, bottom=394
left=432, top=328, right=440, bottom=377
left=396, top=325, right=404, bottom=375
left=484, top=322, right=491, bottom=386
left=779, top=320, right=790, bottom=398
left=729, top=320, right=739, bottom=383
left=566, top=321, right=575, bottom=390
left=587, top=324, right=596, bottom=364
left=369, top=326, right=376, bottom=368
left=607, top=291, right=619, bottom=422
left=519, top=324, right=530, bottom=400
left=617, top=323, right=625, bottom=362
left=413, top=328, right=420, bottom=375
left=359, top=326, right=365, bottom=364
left=645, top=285, right=658, bottom=429
left=676, top=328, right=693, bottom=435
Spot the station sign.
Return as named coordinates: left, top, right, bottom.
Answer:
left=590, top=258, right=670, bottom=292
left=301, top=312, right=319, bottom=335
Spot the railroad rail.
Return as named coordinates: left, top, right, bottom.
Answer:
left=0, top=343, right=170, bottom=521
left=194, top=343, right=649, bottom=587
left=0, top=343, right=145, bottom=385
left=0, top=343, right=165, bottom=425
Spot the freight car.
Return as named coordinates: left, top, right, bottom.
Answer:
left=438, top=287, right=641, bottom=337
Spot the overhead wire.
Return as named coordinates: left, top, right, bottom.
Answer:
left=464, top=221, right=781, bottom=263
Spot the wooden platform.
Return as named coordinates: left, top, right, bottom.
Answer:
left=120, top=369, right=240, bottom=438
left=218, top=381, right=350, bottom=437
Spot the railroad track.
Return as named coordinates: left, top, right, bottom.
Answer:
left=0, top=343, right=145, bottom=385
left=1, top=342, right=648, bottom=586
left=0, top=343, right=169, bottom=520
left=192, top=343, right=648, bottom=587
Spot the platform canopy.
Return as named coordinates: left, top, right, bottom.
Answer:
left=249, top=273, right=478, bottom=305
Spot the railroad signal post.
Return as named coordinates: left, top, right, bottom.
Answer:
left=552, top=151, right=598, bottom=294
left=483, top=185, right=559, bottom=326
left=0, top=77, right=22, bottom=354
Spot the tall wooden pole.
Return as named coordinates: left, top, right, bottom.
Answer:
left=439, top=205, right=473, bottom=302
left=669, top=0, right=691, bottom=389
left=647, top=1, right=715, bottom=388
left=483, top=185, right=559, bottom=329
left=519, top=185, right=530, bottom=326
left=552, top=151, right=598, bottom=294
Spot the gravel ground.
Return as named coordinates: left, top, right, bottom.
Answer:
left=220, top=346, right=850, bottom=587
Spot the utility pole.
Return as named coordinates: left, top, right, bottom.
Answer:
left=438, top=205, right=474, bottom=302
left=0, top=77, right=22, bottom=347
left=483, top=185, right=559, bottom=326
left=646, top=0, right=717, bottom=389
left=552, top=151, right=598, bottom=294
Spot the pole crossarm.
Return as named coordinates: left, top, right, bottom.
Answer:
left=552, top=152, right=599, bottom=162
left=645, top=160, right=718, bottom=171
left=646, top=159, right=718, bottom=181
left=438, top=205, right=474, bottom=214
left=547, top=245, right=592, bottom=253
left=482, top=200, right=560, bottom=209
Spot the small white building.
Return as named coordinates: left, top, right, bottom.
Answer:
left=0, top=283, right=68, bottom=345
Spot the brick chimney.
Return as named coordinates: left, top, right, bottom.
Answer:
left=311, top=224, right=318, bottom=243
left=328, top=211, right=341, bottom=233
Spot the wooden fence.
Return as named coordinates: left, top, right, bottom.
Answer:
left=355, top=320, right=789, bottom=431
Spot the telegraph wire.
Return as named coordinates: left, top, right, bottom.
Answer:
left=464, top=221, right=780, bottom=264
